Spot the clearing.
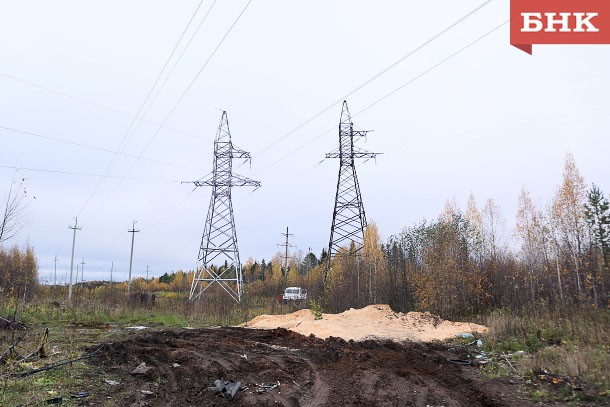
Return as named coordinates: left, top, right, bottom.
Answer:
left=94, top=326, right=533, bottom=406
left=88, top=306, right=540, bottom=406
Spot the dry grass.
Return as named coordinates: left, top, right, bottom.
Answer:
left=483, top=304, right=609, bottom=395
left=521, top=345, right=609, bottom=387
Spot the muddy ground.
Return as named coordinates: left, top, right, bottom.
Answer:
left=85, top=327, right=555, bottom=407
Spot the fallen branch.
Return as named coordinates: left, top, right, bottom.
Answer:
left=15, top=345, right=105, bottom=378
left=15, top=350, right=39, bottom=364
left=0, top=337, right=23, bottom=363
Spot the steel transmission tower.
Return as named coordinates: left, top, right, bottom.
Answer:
left=188, top=111, right=260, bottom=302
left=325, top=101, right=380, bottom=279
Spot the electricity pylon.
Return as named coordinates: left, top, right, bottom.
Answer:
left=325, top=101, right=380, bottom=281
left=188, top=111, right=260, bottom=302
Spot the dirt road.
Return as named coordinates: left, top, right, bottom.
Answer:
left=92, top=327, right=538, bottom=407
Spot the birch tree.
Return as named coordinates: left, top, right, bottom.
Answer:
left=551, top=153, right=587, bottom=297
left=0, top=174, right=27, bottom=245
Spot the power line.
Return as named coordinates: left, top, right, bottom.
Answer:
left=0, top=164, right=180, bottom=183
left=100, top=188, right=199, bottom=258
left=0, top=72, right=201, bottom=140
left=253, top=19, right=509, bottom=176
left=67, top=10, right=507, bottom=263
left=76, top=0, right=211, bottom=218
left=133, top=0, right=219, bottom=138
left=252, top=0, right=495, bottom=158
left=99, top=0, right=219, bottom=187
left=353, top=21, right=509, bottom=117
left=123, top=0, right=255, bottom=169
left=0, top=126, right=203, bottom=173
left=101, top=0, right=209, bottom=169
left=83, top=0, right=254, bottom=224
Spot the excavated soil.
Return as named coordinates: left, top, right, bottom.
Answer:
left=91, top=327, right=539, bottom=407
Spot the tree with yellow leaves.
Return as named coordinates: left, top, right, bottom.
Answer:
left=362, top=221, right=387, bottom=304
left=516, top=188, right=548, bottom=302
left=551, top=153, right=588, bottom=298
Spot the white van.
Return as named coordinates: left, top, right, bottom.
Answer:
left=282, top=287, right=307, bottom=301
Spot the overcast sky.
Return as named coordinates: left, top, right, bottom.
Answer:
left=1, top=1, right=608, bottom=284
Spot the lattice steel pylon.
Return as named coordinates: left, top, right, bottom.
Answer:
left=188, top=111, right=260, bottom=302
left=325, top=101, right=380, bottom=280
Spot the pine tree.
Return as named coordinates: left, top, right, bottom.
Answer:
left=584, top=184, right=610, bottom=264
left=584, top=184, right=609, bottom=304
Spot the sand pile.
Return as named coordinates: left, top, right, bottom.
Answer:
left=243, top=304, right=487, bottom=342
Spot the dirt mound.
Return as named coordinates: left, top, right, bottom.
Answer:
left=244, top=304, right=488, bottom=342
left=91, top=327, right=533, bottom=406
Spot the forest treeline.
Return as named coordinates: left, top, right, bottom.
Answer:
left=242, top=153, right=609, bottom=317
left=1, top=154, right=608, bottom=319
left=0, top=245, right=38, bottom=302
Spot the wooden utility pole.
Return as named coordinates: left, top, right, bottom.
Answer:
left=127, top=221, right=140, bottom=295
left=68, top=217, right=82, bottom=305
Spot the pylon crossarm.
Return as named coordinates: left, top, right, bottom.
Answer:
left=230, top=173, right=261, bottom=187
left=326, top=152, right=380, bottom=159
left=351, top=130, right=369, bottom=138
left=230, top=145, right=252, bottom=159
left=193, top=180, right=214, bottom=187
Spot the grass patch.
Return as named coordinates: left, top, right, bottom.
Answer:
left=0, top=288, right=290, bottom=405
left=481, top=305, right=609, bottom=402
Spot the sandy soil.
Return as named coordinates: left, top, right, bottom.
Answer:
left=243, top=304, right=488, bottom=342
